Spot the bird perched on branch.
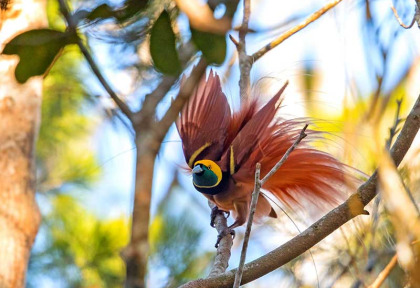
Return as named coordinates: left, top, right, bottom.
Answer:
left=177, top=71, right=352, bottom=246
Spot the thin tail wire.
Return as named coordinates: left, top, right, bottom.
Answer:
left=261, top=191, right=320, bottom=288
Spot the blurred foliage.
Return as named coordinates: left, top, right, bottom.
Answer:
left=29, top=1, right=115, bottom=286
left=302, top=63, right=412, bottom=176
left=76, top=0, right=148, bottom=24
left=28, top=195, right=128, bottom=288
left=36, top=46, right=99, bottom=192
left=149, top=195, right=214, bottom=287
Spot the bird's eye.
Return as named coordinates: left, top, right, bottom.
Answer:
left=208, top=165, right=211, bottom=170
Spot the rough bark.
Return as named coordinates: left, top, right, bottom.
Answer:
left=0, top=0, right=47, bottom=286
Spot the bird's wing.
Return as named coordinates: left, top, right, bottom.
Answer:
left=176, top=71, right=231, bottom=168
left=220, top=82, right=288, bottom=175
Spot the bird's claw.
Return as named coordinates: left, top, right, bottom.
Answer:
left=210, top=206, right=218, bottom=227
left=210, top=207, right=230, bottom=228
left=215, top=228, right=235, bottom=248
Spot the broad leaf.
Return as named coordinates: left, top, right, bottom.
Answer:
left=191, top=28, right=226, bottom=65
left=117, top=0, right=148, bottom=22
left=2, top=29, right=77, bottom=83
left=86, top=4, right=115, bottom=21
left=150, top=10, right=181, bottom=75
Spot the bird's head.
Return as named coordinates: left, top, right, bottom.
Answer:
left=192, top=160, right=222, bottom=190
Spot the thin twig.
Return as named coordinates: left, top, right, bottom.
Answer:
left=77, top=40, right=134, bottom=121
left=179, top=94, right=420, bottom=288
left=367, top=252, right=398, bottom=287
left=238, top=0, right=251, bottom=44
left=261, top=124, right=308, bottom=185
left=233, top=163, right=261, bottom=288
left=386, top=99, right=403, bottom=150
left=57, top=0, right=133, bottom=122
left=233, top=124, right=308, bottom=287
left=252, top=0, right=343, bottom=62
left=390, top=3, right=416, bottom=29
left=229, top=34, right=240, bottom=47
left=238, top=0, right=252, bottom=102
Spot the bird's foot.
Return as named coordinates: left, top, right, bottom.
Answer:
left=215, top=228, right=235, bottom=248
left=210, top=206, right=230, bottom=228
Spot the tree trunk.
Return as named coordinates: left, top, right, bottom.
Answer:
left=0, top=0, right=47, bottom=286
left=124, top=131, right=159, bottom=288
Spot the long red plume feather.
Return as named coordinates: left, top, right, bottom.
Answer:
left=178, top=72, right=356, bottom=223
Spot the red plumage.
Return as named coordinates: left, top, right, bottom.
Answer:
left=177, top=71, right=352, bottom=233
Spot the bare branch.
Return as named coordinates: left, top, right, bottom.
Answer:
left=417, top=1, right=420, bottom=28
left=252, top=0, right=343, bottom=62
left=260, top=123, right=308, bottom=186
left=133, top=41, right=196, bottom=127
left=57, top=0, right=133, bottom=122
left=179, top=94, right=420, bottom=288
left=233, top=163, right=261, bottom=288
left=361, top=95, right=420, bottom=206
left=238, top=0, right=251, bottom=44
left=133, top=76, right=178, bottom=126
left=208, top=202, right=233, bottom=277
left=153, top=58, right=207, bottom=144
left=238, top=0, right=252, bottom=102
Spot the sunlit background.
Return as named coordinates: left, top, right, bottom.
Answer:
left=28, top=0, right=420, bottom=287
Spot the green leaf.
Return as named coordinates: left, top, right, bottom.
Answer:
left=2, top=29, right=77, bottom=83
left=191, top=28, right=226, bottom=65
left=86, top=4, right=115, bottom=21
left=150, top=10, right=181, bottom=75
left=74, top=0, right=148, bottom=24
left=116, top=0, right=148, bottom=22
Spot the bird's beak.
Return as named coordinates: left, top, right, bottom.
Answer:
left=192, top=165, right=203, bottom=174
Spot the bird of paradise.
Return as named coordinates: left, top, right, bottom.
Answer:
left=177, top=71, right=351, bottom=245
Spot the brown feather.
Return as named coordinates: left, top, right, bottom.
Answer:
left=220, top=81, right=288, bottom=172
left=234, top=118, right=351, bottom=210
left=176, top=71, right=231, bottom=167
